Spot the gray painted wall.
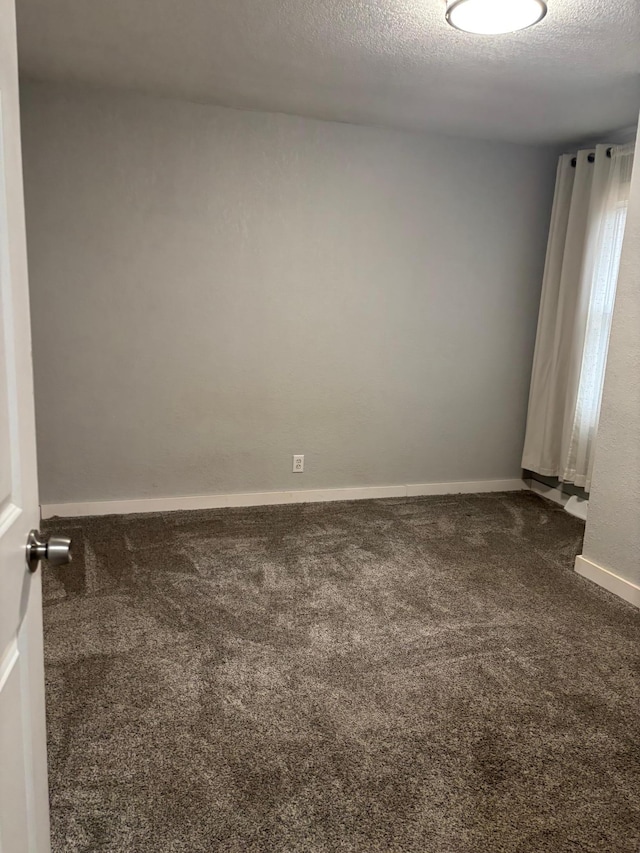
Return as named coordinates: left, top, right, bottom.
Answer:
left=21, top=81, right=558, bottom=504
left=582, top=131, right=640, bottom=586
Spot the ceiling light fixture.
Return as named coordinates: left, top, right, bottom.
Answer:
left=445, top=0, right=547, bottom=34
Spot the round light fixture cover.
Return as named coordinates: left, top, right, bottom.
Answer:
left=446, top=0, right=547, bottom=34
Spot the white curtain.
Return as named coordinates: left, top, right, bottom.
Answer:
left=522, top=142, right=635, bottom=491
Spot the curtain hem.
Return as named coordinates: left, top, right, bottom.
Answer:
left=521, top=462, right=562, bottom=478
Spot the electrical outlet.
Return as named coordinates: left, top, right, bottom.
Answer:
left=292, top=454, right=304, bottom=473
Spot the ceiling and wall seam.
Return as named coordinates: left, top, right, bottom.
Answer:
left=15, top=0, right=640, bottom=144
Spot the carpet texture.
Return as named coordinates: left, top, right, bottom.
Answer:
left=43, top=491, right=640, bottom=852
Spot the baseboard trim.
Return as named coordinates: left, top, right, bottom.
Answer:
left=40, top=478, right=527, bottom=519
left=528, top=478, right=570, bottom=507
left=406, top=479, right=527, bottom=497
left=575, top=555, right=640, bottom=609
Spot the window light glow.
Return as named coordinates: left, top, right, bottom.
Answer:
left=445, top=0, right=547, bottom=34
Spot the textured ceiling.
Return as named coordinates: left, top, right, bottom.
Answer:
left=16, top=0, right=640, bottom=143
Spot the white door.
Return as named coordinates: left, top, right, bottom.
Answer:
left=0, top=0, right=53, bottom=850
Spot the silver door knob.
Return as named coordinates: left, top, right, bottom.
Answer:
left=26, top=530, right=72, bottom=572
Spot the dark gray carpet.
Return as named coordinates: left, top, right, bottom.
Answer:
left=43, top=491, right=640, bottom=852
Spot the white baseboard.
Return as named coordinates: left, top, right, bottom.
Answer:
left=528, top=478, right=570, bottom=507
left=40, top=478, right=527, bottom=519
left=575, top=555, right=640, bottom=609
left=406, top=479, right=527, bottom=497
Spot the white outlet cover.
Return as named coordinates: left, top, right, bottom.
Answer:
left=293, top=454, right=304, bottom=473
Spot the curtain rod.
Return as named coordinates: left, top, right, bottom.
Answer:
left=571, top=147, right=612, bottom=167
